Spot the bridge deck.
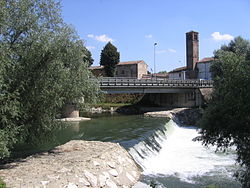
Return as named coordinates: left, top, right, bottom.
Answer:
left=99, top=78, right=213, bottom=88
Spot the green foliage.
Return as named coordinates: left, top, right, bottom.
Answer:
left=158, top=70, right=168, bottom=74
left=0, top=178, right=6, bottom=188
left=0, top=0, right=100, bottom=159
left=91, top=103, right=131, bottom=109
left=100, top=42, right=120, bottom=77
left=196, top=37, right=250, bottom=187
left=104, top=93, right=144, bottom=104
left=84, top=48, right=94, bottom=67
left=201, top=185, right=219, bottom=188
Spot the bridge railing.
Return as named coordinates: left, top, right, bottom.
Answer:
left=98, top=77, right=213, bottom=88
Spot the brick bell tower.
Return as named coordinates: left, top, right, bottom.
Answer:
left=186, top=31, right=199, bottom=78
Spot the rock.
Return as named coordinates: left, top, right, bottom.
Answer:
left=106, top=179, right=118, bottom=188
left=0, top=140, right=140, bottom=188
left=67, top=182, right=78, bottom=188
left=107, top=161, right=116, bottom=169
left=41, top=181, right=49, bottom=186
left=99, top=174, right=107, bottom=187
left=84, top=170, right=97, bottom=187
left=102, top=171, right=110, bottom=179
left=109, top=169, right=118, bottom=177
left=131, top=171, right=137, bottom=177
left=93, top=161, right=100, bottom=166
left=79, top=177, right=90, bottom=186
left=126, top=172, right=135, bottom=182
left=58, top=167, right=71, bottom=173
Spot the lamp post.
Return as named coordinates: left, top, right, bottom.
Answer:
left=154, top=42, right=157, bottom=79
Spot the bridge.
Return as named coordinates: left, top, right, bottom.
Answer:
left=99, top=77, right=213, bottom=94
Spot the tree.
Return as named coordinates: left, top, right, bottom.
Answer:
left=83, top=48, right=94, bottom=67
left=0, top=0, right=100, bottom=159
left=196, top=37, right=250, bottom=187
left=100, top=42, right=120, bottom=77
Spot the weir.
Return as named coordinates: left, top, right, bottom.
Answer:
left=129, top=119, right=237, bottom=183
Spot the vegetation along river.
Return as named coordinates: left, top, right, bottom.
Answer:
left=14, top=114, right=241, bottom=187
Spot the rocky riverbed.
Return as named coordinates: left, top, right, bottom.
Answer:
left=0, top=140, right=140, bottom=188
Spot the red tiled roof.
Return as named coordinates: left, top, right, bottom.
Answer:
left=89, top=60, right=145, bottom=69
left=169, top=66, right=187, bottom=73
left=117, top=60, right=145, bottom=66
left=197, top=57, right=214, bottom=63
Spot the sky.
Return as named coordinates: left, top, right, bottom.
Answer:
left=61, top=0, right=250, bottom=72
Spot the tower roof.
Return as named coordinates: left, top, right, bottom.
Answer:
left=186, top=30, right=199, bottom=34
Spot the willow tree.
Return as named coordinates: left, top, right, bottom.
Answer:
left=196, top=37, right=250, bottom=187
left=0, top=0, right=100, bottom=158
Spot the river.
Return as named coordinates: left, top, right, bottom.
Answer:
left=14, top=113, right=241, bottom=187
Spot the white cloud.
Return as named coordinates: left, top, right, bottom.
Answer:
left=87, top=34, right=114, bottom=43
left=156, top=50, right=167, bottom=54
left=211, top=32, right=234, bottom=41
left=86, top=46, right=95, bottom=50
left=156, top=48, right=177, bottom=54
left=87, top=34, right=94, bottom=38
left=145, top=34, right=153, bottom=39
left=168, top=48, right=177, bottom=53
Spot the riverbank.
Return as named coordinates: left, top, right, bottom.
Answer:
left=144, top=107, right=202, bottom=126
left=0, top=140, right=140, bottom=188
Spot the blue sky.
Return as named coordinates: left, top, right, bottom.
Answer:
left=61, top=0, right=250, bottom=72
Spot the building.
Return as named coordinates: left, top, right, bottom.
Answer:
left=116, top=60, right=148, bottom=78
left=168, top=67, right=186, bottom=80
left=196, top=57, right=214, bottom=80
left=89, top=65, right=106, bottom=77
left=168, top=31, right=214, bottom=80
left=89, top=60, right=148, bottom=79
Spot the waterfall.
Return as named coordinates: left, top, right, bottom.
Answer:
left=129, top=120, right=237, bottom=183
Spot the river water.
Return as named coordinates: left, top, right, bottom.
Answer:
left=15, top=114, right=241, bottom=187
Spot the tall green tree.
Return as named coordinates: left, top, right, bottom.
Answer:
left=196, top=37, right=250, bottom=187
left=83, top=48, right=94, bottom=67
left=100, top=42, right=120, bottom=77
left=0, top=0, right=100, bottom=159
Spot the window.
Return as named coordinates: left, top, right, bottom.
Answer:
left=194, top=34, right=198, bottom=41
left=121, top=70, right=125, bottom=74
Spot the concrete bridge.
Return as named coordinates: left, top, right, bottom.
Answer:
left=98, top=77, right=213, bottom=108
left=99, top=77, right=213, bottom=94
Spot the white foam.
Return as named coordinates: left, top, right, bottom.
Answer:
left=129, top=120, right=236, bottom=183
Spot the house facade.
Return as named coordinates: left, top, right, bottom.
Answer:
left=89, top=60, right=148, bottom=79
left=196, top=57, right=214, bottom=80
left=168, top=67, right=187, bottom=80
left=116, top=60, right=148, bottom=78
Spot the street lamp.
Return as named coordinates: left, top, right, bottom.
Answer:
left=154, top=42, right=157, bottom=79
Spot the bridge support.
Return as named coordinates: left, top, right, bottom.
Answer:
left=142, top=91, right=203, bottom=108
left=62, top=103, right=79, bottom=118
